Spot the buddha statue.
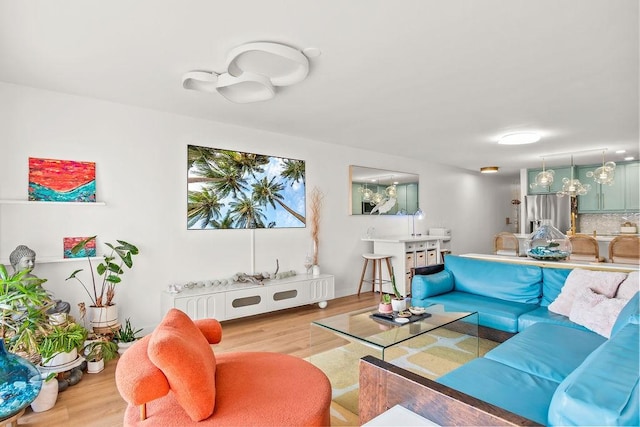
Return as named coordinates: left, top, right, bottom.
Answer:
left=9, top=245, right=71, bottom=314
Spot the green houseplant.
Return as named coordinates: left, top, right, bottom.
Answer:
left=0, top=265, right=52, bottom=360
left=379, top=293, right=393, bottom=314
left=66, top=237, right=139, bottom=330
left=390, top=267, right=407, bottom=312
left=83, top=339, right=118, bottom=373
left=66, top=236, right=139, bottom=307
left=38, top=322, right=87, bottom=366
left=113, top=318, right=142, bottom=355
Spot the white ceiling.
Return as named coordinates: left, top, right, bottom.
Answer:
left=1, top=0, right=637, bottom=177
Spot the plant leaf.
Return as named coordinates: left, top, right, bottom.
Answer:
left=70, top=236, right=97, bottom=255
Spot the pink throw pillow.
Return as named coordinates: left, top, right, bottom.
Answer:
left=569, top=287, right=628, bottom=338
left=615, top=271, right=639, bottom=301
left=548, top=269, right=627, bottom=316
left=148, top=309, right=217, bottom=421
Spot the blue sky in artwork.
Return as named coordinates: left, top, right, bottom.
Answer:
left=188, top=149, right=305, bottom=229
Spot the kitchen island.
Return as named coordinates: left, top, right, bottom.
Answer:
left=362, top=235, right=451, bottom=296
left=514, top=233, right=637, bottom=262
left=462, top=252, right=639, bottom=272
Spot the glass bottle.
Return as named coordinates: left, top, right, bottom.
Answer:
left=525, top=219, right=572, bottom=261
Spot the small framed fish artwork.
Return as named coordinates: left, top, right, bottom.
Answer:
left=63, top=237, right=96, bottom=258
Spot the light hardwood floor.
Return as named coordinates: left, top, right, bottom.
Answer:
left=18, top=292, right=380, bottom=426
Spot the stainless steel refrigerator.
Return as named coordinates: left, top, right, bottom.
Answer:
left=525, top=194, right=571, bottom=234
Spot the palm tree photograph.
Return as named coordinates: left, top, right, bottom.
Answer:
left=187, top=145, right=306, bottom=229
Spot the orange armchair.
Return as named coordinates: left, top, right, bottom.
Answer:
left=115, top=309, right=331, bottom=426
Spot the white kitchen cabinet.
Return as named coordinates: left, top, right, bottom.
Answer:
left=363, top=236, right=449, bottom=297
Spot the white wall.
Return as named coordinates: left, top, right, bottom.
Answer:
left=0, top=82, right=513, bottom=330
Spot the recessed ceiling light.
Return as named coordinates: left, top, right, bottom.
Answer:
left=498, top=132, right=541, bottom=145
left=616, top=150, right=626, bottom=154
left=480, top=166, right=499, bottom=173
left=624, top=156, right=635, bottom=161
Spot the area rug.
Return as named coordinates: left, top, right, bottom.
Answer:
left=309, top=328, right=499, bottom=420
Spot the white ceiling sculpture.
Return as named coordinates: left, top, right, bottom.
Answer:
left=182, top=42, right=310, bottom=103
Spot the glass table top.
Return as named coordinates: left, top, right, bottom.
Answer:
left=311, top=304, right=477, bottom=350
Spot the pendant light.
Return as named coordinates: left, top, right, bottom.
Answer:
left=529, top=158, right=555, bottom=190
left=586, top=151, right=616, bottom=185
left=557, top=156, right=591, bottom=197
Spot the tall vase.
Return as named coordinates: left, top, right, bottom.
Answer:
left=0, top=339, right=43, bottom=419
left=30, top=377, right=59, bottom=412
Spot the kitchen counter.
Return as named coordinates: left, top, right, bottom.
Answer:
left=514, top=233, right=638, bottom=262
left=362, top=235, right=451, bottom=243
left=515, top=233, right=638, bottom=242
left=463, top=253, right=639, bottom=272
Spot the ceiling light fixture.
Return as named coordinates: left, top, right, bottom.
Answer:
left=586, top=150, right=616, bottom=186
left=529, top=157, right=555, bottom=189
left=480, top=166, right=499, bottom=173
left=182, top=41, right=312, bottom=103
left=181, top=71, right=218, bottom=92
left=557, top=156, right=591, bottom=197
left=498, top=132, right=541, bottom=145
left=215, top=71, right=275, bottom=103
left=358, top=183, right=373, bottom=202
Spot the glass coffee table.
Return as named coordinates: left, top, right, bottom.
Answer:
left=309, top=304, right=478, bottom=415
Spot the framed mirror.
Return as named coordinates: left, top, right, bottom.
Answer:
left=349, top=165, right=419, bottom=215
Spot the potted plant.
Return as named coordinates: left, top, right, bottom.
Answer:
left=38, top=322, right=87, bottom=367
left=378, top=293, right=393, bottom=314
left=113, top=318, right=142, bottom=355
left=66, top=236, right=139, bottom=330
left=0, top=265, right=52, bottom=362
left=390, top=268, right=407, bottom=312
left=82, top=338, right=118, bottom=373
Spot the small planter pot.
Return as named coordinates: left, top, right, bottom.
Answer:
left=86, top=359, right=104, bottom=374
left=391, top=298, right=407, bottom=312
left=42, top=349, right=77, bottom=368
left=378, top=302, right=393, bottom=314
left=89, top=305, right=118, bottom=329
left=31, top=378, right=59, bottom=413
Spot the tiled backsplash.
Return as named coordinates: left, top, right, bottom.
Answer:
left=578, top=213, right=640, bottom=235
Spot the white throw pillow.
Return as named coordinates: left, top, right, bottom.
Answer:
left=548, top=269, right=627, bottom=317
left=615, top=271, right=639, bottom=301
left=569, top=287, right=628, bottom=338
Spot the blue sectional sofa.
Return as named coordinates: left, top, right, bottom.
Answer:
left=359, top=255, right=639, bottom=426
left=438, top=294, right=639, bottom=425
left=411, top=255, right=582, bottom=333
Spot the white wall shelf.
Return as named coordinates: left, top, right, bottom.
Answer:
left=0, top=199, right=106, bottom=206
left=0, top=256, right=103, bottom=266
left=0, top=200, right=106, bottom=263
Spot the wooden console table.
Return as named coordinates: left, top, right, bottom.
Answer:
left=161, top=274, right=335, bottom=321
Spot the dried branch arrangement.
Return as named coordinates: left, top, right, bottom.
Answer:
left=310, top=187, right=324, bottom=265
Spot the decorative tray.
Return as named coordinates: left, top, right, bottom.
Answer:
left=369, top=311, right=431, bottom=326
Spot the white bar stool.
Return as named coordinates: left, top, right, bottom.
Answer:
left=357, top=253, right=393, bottom=295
